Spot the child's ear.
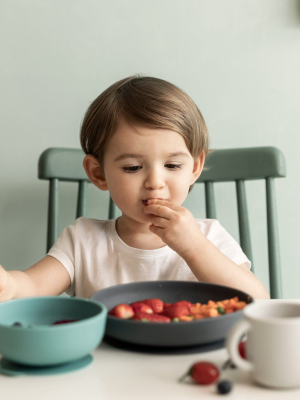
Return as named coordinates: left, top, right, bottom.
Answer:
left=190, top=152, right=205, bottom=185
left=83, top=155, right=108, bottom=191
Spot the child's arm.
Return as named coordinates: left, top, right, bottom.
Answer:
left=144, top=199, right=270, bottom=299
left=181, top=238, right=270, bottom=299
left=0, top=256, right=71, bottom=302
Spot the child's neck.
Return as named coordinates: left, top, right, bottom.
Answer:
left=115, top=217, right=167, bottom=250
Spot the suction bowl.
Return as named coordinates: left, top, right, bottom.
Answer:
left=0, top=296, right=107, bottom=366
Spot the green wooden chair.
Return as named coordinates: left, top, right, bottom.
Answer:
left=38, top=146, right=286, bottom=299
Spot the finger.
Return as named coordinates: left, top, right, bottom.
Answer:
left=150, top=216, right=168, bottom=228
left=149, top=224, right=164, bottom=236
left=147, top=199, right=182, bottom=211
left=144, top=203, right=173, bottom=219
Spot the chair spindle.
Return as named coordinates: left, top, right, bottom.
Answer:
left=266, top=177, right=283, bottom=299
left=76, top=180, right=88, bottom=219
left=47, top=178, right=59, bottom=253
left=205, top=181, right=217, bottom=219
left=236, top=179, right=254, bottom=272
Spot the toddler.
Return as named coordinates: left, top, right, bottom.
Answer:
left=0, top=75, right=270, bottom=301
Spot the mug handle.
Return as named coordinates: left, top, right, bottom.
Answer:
left=226, top=319, right=253, bottom=372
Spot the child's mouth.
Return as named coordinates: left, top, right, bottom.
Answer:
left=142, top=198, right=166, bottom=206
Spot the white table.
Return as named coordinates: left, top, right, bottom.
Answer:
left=1, top=299, right=300, bottom=400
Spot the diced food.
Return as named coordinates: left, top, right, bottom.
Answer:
left=163, top=304, right=190, bottom=319
left=172, top=300, right=193, bottom=308
left=109, top=297, right=247, bottom=322
left=130, top=302, right=153, bottom=314
left=142, top=298, right=164, bottom=313
left=109, top=304, right=135, bottom=319
left=52, top=319, right=79, bottom=325
left=132, top=312, right=171, bottom=323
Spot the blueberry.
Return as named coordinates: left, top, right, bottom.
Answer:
left=12, top=322, right=23, bottom=327
left=217, top=380, right=232, bottom=394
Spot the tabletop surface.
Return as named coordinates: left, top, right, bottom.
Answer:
left=1, top=299, right=300, bottom=400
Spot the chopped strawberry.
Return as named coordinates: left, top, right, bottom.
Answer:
left=164, top=304, right=190, bottom=319
left=172, top=300, right=193, bottom=308
left=52, top=319, right=79, bottom=325
left=178, top=315, right=194, bottom=321
left=130, top=301, right=153, bottom=314
left=109, top=304, right=134, bottom=319
left=163, top=302, right=172, bottom=311
left=132, top=312, right=171, bottom=323
left=142, top=298, right=164, bottom=313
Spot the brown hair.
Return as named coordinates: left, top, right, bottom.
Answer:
left=80, top=75, right=210, bottom=192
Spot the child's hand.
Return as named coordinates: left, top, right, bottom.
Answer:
left=144, top=199, right=205, bottom=260
left=0, top=264, right=10, bottom=302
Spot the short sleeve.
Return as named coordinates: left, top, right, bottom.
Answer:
left=199, top=219, right=251, bottom=270
left=47, top=224, right=76, bottom=296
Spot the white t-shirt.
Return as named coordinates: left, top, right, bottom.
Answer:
left=47, top=217, right=251, bottom=298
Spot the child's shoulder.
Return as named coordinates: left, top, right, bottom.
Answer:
left=195, top=218, right=221, bottom=228
left=72, top=217, right=112, bottom=235
left=74, top=217, right=111, bottom=226
left=195, top=218, right=226, bottom=236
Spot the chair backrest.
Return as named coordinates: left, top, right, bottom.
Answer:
left=38, top=146, right=286, bottom=299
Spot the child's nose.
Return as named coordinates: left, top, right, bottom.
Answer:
left=144, top=169, right=165, bottom=190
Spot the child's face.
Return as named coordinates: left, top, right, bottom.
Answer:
left=90, top=118, right=203, bottom=228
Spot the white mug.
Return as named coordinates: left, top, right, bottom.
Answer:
left=226, top=301, right=300, bottom=389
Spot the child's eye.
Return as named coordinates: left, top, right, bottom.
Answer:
left=122, top=166, right=141, bottom=173
left=165, top=164, right=182, bottom=170
left=122, top=164, right=182, bottom=173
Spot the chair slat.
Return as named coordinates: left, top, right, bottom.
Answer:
left=47, top=179, right=59, bottom=253
left=39, top=148, right=88, bottom=182
left=266, top=177, right=283, bottom=299
left=236, top=180, right=254, bottom=272
left=205, top=181, right=217, bottom=219
left=76, top=181, right=88, bottom=219
left=198, top=147, right=286, bottom=183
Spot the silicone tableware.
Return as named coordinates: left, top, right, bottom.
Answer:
left=0, top=296, right=107, bottom=366
left=0, top=355, right=93, bottom=376
left=90, top=280, right=253, bottom=347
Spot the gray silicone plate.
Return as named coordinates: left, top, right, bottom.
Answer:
left=90, top=280, right=253, bottom=347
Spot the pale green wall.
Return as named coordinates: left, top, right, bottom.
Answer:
left=0, top=0, right=299, bottom=298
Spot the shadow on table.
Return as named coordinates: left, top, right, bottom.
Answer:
left=102, top=335, right=225, bottom=355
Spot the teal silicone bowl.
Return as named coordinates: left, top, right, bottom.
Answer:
left=0, top=296, right=107, bottom=366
